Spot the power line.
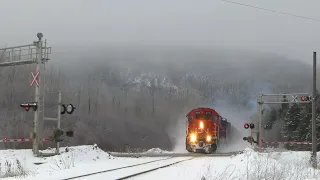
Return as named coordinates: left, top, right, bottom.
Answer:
left=219, top=0, right=320, bottom=22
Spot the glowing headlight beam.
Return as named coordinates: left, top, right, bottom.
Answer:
left=190, top=134, right=197, bottom=142
left=206, top=135, right=211, bottom=142
left=200, top=121, right=204, bottom=129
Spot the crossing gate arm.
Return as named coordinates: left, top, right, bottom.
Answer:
left=0, top=138, right=51, bottom=143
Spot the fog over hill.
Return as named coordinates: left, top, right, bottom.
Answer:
left=0, top=44, right=318, bottom=151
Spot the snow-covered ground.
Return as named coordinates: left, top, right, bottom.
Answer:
left=0, top=145, right=320, bottom=180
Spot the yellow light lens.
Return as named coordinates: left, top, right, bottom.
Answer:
left=200, top=121, right=204, bottom=129
left=206, top=135, right=211, bottom=142
left=190, top=134, right=197, bottom=142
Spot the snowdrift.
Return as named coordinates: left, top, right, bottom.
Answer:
left=143, top=148, right=173, bottom=154
left=201, top=147, right=320, bottom=180
left=0, top=144, right=114, bottom=179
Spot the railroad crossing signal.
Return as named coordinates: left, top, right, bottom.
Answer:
left=263, top=124, right=272, bottom=130
left=291, top=95, right=298, bottom=102
left=243, top=136, right=258, bottom=144
left=250, top=123, right=254, bottom=129
left=244, top=123, right=249, bottom=129
left=244, top=123, right=254, bottom=129
left=52, top=128, right=64, bottom=142
left=61, top=104, right=76, bottom=114
left=20, top=102, right=37, bottom=111
left=300, top=95, right=312, bottom=101
left=51, top=128, right=74, bottom=142
left=30, top=71, right=40, bottom=87
left=66, top=130, right=74, bottom=137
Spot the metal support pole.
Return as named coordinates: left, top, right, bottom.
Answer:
left=56, top=91, right=62, bottom=154
left=33, top=38, right=42, bottom=156
left=312, top=51, right=317, bottom=168
left=258, top=97, right=263, bottom=152
left=250, top=129, right=253, bottom=145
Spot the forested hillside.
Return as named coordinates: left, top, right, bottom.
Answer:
left=0, top=45, right=318, bottom=151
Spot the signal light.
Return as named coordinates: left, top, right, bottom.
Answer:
left=249, top=123, right=255, bottom=129
left=20, top=102, right=37, bottom=111
left=300, top=96, right=312, bottom=101
left=52, top=128, right=64, bottom=142
left=243, top=136, right=258, bottom=144
left=66, top=130, right=74, bottom=137
left=61, top=104, right=76, bottom=115
left=244, top=123, right=254, bottom=129
left=244, top=123, right=249, bottom=129
left=263, top=124, right=272, bottom=130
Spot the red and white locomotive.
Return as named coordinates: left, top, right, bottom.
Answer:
left=185, top=107, right=232, bottom=153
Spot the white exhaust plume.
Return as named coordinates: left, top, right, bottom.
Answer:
left=167, top=114, right=189, bottom=153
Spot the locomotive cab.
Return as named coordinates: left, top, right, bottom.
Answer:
left=185, top=108, right=220, bottom=153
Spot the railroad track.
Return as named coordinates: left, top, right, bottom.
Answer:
left=62, top=151, right=240, bottom=180
left=62, top=157, right=193, bottom=180
left=109, top=151, right=243, bottom=157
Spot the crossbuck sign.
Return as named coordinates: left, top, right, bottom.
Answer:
left=30, top=71, right=39, bottom=87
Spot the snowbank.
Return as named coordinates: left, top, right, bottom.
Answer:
left=143, top=148, right=173, bottom=154
left=0, top=144, right=114, bottom=179
left=202, top=148, right=320, bottom=180
left=0, top=144, right=167, bottom=180
left=1, top=145, right=320, bottom=180
left=136, top=147, right=320, bottom=180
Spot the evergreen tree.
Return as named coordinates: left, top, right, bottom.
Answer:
left=279, top=95, right=289, bottom=115
left=265, top=107, right=277, bottom=129
left=282, top=104, right=303, bottom=141
left=305, top=114, right=320, bottom=150
left=278, top=95, right=289, bottom=125
left=294, top=103, right=311, bottom=142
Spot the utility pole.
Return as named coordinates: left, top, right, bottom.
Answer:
left=312, top=51, right=317, bottom=168
left=33, top=33, right=43, bottom=156
left=57, top=91, right=62, bottom=154
left=258, top=96, right=262, bottom=152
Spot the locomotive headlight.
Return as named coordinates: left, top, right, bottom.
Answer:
left=190, top=134, right=197, bottom=142
left=200, top=121, right=204, bottom=129
left=206, top=135, right=212, bottom=142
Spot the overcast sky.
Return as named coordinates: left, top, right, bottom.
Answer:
left=1, top=0, right=320, bottom=63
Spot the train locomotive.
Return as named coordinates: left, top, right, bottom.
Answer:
left=185, top=107, right=233, bottom=153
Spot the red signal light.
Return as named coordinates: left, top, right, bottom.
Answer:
left=25, top=106, right=30, bottom=111
left=301, top=96, right=305, bottom=101
left=244, top=123, right=249, bottom=129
